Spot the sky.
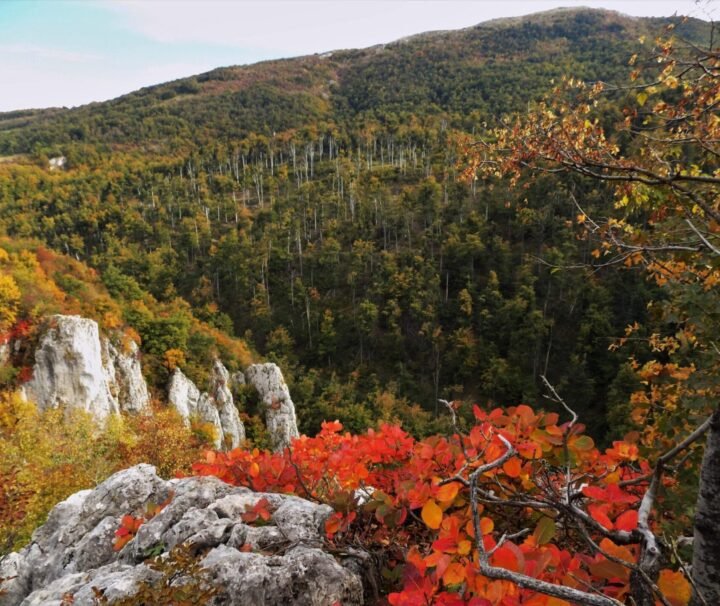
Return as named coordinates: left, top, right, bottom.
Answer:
left=0, top=0, right=712, bottom=112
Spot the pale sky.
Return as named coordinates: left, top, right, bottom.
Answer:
left=0, top=0, right=712, bottom=112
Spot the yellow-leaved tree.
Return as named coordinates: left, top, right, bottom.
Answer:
left=463, top=21, right=720, bottom=606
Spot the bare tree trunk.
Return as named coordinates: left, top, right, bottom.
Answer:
left=691, top=409, right=720, bottom=606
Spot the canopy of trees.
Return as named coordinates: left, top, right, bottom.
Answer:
left=0, top=7, right=718, bottom=605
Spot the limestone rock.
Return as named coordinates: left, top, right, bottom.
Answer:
left=23, top=315, right=119, bottom=420
left=167, top=364, right=245, bottom=450
left=20, top=315, right=150, bottom=420
left=245, top=363, right=299, bottom=451
left=0, top=465, right=363, bottom=606
left=209, top=360, right=245, bottom=448
left=167, top=367, right=222, bottom=448
left=47, top=156, right=66, bottom=170
left=0, top=339, right=9, bottom=367
left=103, top=339, right=150, bottom=413
left=166, top=366, right=199, bottom=422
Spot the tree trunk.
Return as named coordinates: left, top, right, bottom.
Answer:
left=691, top=409, right=720, bottom=606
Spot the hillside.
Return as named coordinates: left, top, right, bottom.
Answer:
left=0, top=8, right=710, bottom=438
left=2, top=7, right=720, bottom=604
left=0, top=9, right=708, bottom=153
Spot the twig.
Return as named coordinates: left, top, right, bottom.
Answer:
left=469, top=434, right=624, bottom=606
left=685, top=218, right=720, bottom=256
left=669, top=536, right=707, bottom=606
left=540, top=374, right=578, bottom=430
left=286, top=446, right=314, bottom=501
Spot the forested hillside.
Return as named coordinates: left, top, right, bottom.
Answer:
left=0, top=8, right=706, bottom=437
left=3, top=6, right=720, bottom=606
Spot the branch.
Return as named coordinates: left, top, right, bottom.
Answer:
left=670, top=536, right=708, bottom=606
left=286, top=445, right=315, bottom=501
left=576, top=520, right=673, bottom=606
left=685, top=218, right=720, bottom=256
left=628, top=414, right=715, bottom=604
left=469, top=434, right=624, bottom=606
left=540, top=374, right=577, bottom=430
left=620, top=414, right=713, bottom=487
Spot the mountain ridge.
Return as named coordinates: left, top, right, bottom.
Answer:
left=0, top=5, right=709, bottom=439
left=0, top=7, right=708, bottom=154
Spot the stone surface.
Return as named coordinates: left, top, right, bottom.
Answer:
left=167, top=367, right=222, bottom=448
left=47, top=156, right=66, bottom=171
left=103, top=339, right=150, bottom=413
left=20, top=315, right=150, bottom=420
left=209, top=360, right=245, bottom=448
left=166, top=366, right=200, bottom=422
left=167, top=364, right=246, bottom=450
left=244, top=363, right=299, bottom=451
left=22, top=315, right=119, bottom=420
left=0, top=465, right=363, bottom=606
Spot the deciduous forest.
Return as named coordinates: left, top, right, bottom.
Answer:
left=0, top=7, right=718, bottom=606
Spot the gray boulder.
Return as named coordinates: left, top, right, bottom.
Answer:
left=0, top=465, right=363, bottom=606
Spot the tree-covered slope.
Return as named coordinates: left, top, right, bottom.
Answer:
left=0, top=8, right=709, bottom=439
left=0, top=9, right=708, bottom=153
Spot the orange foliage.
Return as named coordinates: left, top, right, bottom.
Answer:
left=113, top=492, right=173, bottom=551
left=191, top=404, right=690, bottom=605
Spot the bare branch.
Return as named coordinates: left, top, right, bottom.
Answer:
left=468, top=433, right=624, bottom=606
left=576, top=521, right=673, bottom=606
left=670, top=536, right=708, bottom=606
left=540, top=374, right=578, bottom=430
left=685, top=218, right=720, bottom=256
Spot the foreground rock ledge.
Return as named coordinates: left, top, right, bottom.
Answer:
left=0, top=465, right=363, bottom=606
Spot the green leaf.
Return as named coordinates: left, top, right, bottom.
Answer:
left=571, top=435, right=595, bottom=451
left=534, top=516, right=556, bottom=545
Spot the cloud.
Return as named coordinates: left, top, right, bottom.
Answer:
left=0, top=43, right=103, bottom=63
left=106, top=0, right=702, bottom=56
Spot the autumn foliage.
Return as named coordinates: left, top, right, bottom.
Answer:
left=189, top=404, right=693, bottom=605
left=0, top=393, right=209, bottom=554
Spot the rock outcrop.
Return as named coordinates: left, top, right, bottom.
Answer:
left=167, top=362, right=245, bottom=450
left=0, top=465, right=364, bottom=606
left=13, top=314, right=303, bottom=453
left=20, top=315, right=149, bottom=420
left=209, top=360, right=245, bottom=448
left=244, top=363, right=299, bottom=451
left=103, top=339, right=150, bottom=414
left=0, top=338, right=9, bottom=367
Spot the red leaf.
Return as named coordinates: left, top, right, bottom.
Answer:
left=615, top=509, right=638, bottom=531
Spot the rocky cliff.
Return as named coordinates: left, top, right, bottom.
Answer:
left=103, top=339, right=150, bottom=415
left=167, top=362, right=245, bottom=450
left=12, top=315, right=301, bottom=452
left=0, top=465, right=364, bottom=606
left=244, top=363, right=299, bottom=451
left=21, top=315, right=149, bottom=419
